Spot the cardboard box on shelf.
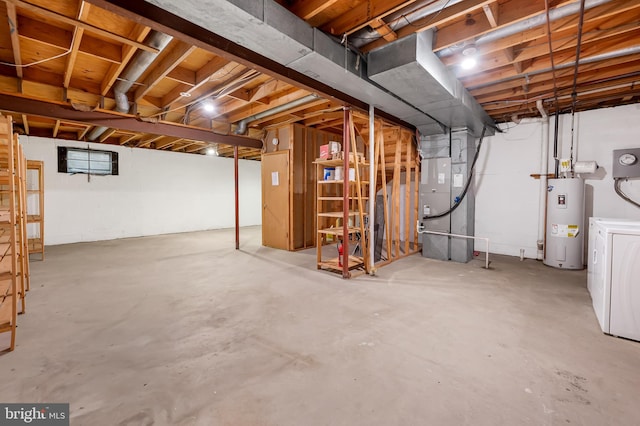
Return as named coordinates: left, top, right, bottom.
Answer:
left=319, top=144, right=330, bottom=159
left=328, top=141, right=341, bottom=155
left=331, top=151, right=365, bottom=163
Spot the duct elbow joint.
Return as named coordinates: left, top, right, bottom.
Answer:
left=234, top=121, right=248, bottom=135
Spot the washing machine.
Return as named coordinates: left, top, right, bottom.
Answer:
left=587, top=217, right=640, bottom=341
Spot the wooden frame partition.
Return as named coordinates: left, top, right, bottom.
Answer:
left=362, top=121, right=420, bottom=269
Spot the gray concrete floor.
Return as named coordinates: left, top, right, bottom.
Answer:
left=1, top=226, right=639, bottom=425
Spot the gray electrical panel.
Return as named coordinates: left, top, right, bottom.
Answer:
left=420, top=158, right=451, bottom=260
left=613, top=148, right=640, bottom=178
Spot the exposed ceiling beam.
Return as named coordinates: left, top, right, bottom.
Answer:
left=361, top=0, right=495, bottom=52
left=431, top=0, right=576, bottom=52
left=464, top=35, right=640, bottom=88
left=483, top=2, right=499, bottom=28
left=369, top=18, right=398, bottom=42
left=322, top=0, right=418, bottom=36
left=291, top=0, right=340, bottom=20
left=52, top=119, right=60, bottom=137
left=137, top=134, right=163, bottom=147
left=5, top=0, right=158, bottom=53
left=134, top=40, right=197, bottom=101
left=98, top=127, right=117, bottom=142
left=101, top=24, right=151, bottom=95
left=17, top=16, right=123, bottom=64
left=443, top=0, right=640, bottom=61
left=119, top=133, right=138, bottom=145
left=448, top=17, right=640, bottom=77
left=85, top=0, right=416, bottom=132
left=156, top=136, right=182, bottom=149
left=20, top=114, right=28, bottom=133
left=5, top=2, right=22, bottom=79
left=161, top=56, right=230, bottom=107
left=64, top=2, right=92, bottom=88
left=0, top=93, right=263, bottom=148
left=78, top=125, right=91, bottom=140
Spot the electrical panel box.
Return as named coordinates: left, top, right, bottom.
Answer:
left=612, top=148, right=640, bottom=178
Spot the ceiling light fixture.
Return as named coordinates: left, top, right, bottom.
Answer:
left=202, top=100, right=215, bottom=113
left=206, top=146, right=218, bottom=156
left=179, top=91, right=191, bottom=97
left=461, top=41, right=478, bottom=70
left=462, top=41, right=477, bottom=57
left=461, top=57, right=477, bottom=70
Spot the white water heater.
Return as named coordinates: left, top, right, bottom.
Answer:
left=544, top=178, right=585, bottom=269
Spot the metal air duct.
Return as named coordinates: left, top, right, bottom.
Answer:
left=88, top=31, right=173, bottom=141
left=234, top=93, right=319, bottom=134
left=368, top=30, right=494, bottom=136
left=350, top=0, right=466, bottom=49
left=438, top=0, right=613, bottom=58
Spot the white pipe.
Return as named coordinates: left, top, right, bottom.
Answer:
left=369, top=104, right=375, bottom=274
left=537, top=100, right=549, bottom=261
left=416, top=222, right=490, bottom=269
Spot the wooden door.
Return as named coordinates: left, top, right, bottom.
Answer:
left=261, top=151, right=290, bottom=249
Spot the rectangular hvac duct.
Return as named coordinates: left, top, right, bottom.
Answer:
left=369, top=30, right=495, bottom=137
left=145, top=0, right=314, bottom=66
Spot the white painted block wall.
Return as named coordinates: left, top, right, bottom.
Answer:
left=20, top=136, right=262, bottom=246
left=474, top=103, right=640, bottom=258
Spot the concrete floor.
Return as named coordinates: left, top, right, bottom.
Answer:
left=0, top=226, right=639, bottom=425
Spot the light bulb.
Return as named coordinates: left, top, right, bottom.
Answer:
left=202, top=100, right=215, bottom=113
left=461, top=57, right=477, bottom=70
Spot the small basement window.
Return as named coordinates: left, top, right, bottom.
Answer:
left=58, top=147, right=118, bottom=175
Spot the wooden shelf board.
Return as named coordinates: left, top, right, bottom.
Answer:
left=0, top=279, right=10, bottom=297
left=0, top=295, right=14, bottom=326
left=318, top=227, right=361, bottom=236
left=314, top=159, right=369, bottom=167
left=318, top=255, right=364, bottom=271
left=318, top=180, right=370, bottom=185
left=318, top=196, right=369, bottom=201
left=318, top=211, right=367, bottom=218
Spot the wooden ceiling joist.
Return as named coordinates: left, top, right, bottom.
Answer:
left=6, top=2, right=22, bottom=79
left=7, top=0, right=158, bottom=53
left=360, top=0, right=497, bottom=53
left=290, top=0, right=340, bottom=20
left=134, top=40, right=197, bottom=102
left=100, top=23, right=151, bottom=95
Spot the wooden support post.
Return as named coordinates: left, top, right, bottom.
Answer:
left=234, top=145, right=239, bottom=250
left=379, top=131, right=391, bottom=261
left=368, top=104, right=375, bottom=272
left=342, top=106, right=350, bottom=279
left=404, top=131, right=411, bottom=255
left=392, top=130, right=402, bottom=259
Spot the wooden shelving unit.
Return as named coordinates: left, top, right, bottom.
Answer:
left=315, top=109, right=370, bottom=278
left=0, top=114, right=29, bottom=352
left=26, top=160, right=44, bottom=260
left=315, top=159, right=370, bottom=276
